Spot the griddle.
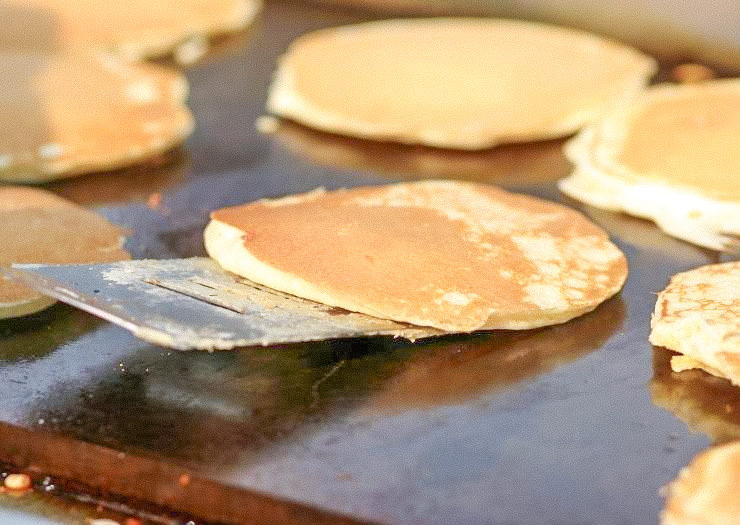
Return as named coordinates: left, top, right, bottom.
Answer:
left=1, top=1, right=739, bottom=523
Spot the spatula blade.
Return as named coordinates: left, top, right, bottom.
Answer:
left=5, top=258, right=441, bottom=350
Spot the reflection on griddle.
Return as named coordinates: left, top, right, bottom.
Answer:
left=272, top=120, right=570, bottom=185
left=48, top=149, right=189, bottom=207
left=0, top=305, right=103, bottom=364
left=364, top=296, right=625, bottom=413
left=650, top=347, right=740, bottom=444
left=22, top=341, right=390, bottom=467
left=21, top=298, right=623, bottom=468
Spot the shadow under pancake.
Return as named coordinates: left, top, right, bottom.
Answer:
left=363, top=296, right=625, bottom=414
left=650, top=346, right=740, bottom=444
left=47, top=149, right=190, bottom=207
left=271, top=120, right=571, bottom=186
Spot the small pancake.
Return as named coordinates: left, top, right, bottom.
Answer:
left=0, top=0, right=262, bottom=64
left=267, top=18, right=656, bottom=150
left=0, top=187, right=130, bottom=319
left=205, top=180, right=627, bottom=332
left=0, top=51, right=194, bottom=183
left=662, top=441, right=740, bottom=525
left=560, top=79, right=740, bottom=251
left=650, top=262, right=740, bottom=386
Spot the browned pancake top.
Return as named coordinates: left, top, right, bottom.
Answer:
left=213, top=181, right=626, bottom=330
left=0, top=186, right=130, bottom=305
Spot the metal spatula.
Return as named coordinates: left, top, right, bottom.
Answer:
left=4, top=258, right=442, bottom=350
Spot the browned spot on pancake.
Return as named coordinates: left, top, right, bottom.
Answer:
left=660, top=296, right=670, bottom=319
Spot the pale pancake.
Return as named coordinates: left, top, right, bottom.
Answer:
left=0, top=187, right=130, bottom=319
left=267, top=18, right=656, bottom=150
left=0, top=0, right=262, bottom=64
left=0, top=51, right=194, bottom=183
left=662, top=441, right=740, bottom=525
left=560, top=79, right=740, bottom=251
left=205, top=180, right=627, bottom=332
left=650, top=262, right=740, bottom=386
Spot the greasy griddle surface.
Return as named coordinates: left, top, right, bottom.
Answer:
left=0, top=1, right=737, bottom=524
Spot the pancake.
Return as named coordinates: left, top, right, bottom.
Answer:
left=266, top=18, right=656, bottom=150
left=650, top=262, right=740, bottom=386
left=662, top=441, right=740, bottom=525
left=0, top=187, right=130, bottom=319
left=560, top=79, right=740, bottom=251
left=0, top=51, right=194, bottom=183
left=205, top=180, right=627, bottom=332
left=0, top=0, right=262, bottom=64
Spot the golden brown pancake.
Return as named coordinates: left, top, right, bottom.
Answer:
left=662, top=441, right=740, bottom=525
left=0, top=51, right=193, bottom=183
left=0, top=0, right=262, bottom=64
left=650, top=262, right=740, bottom=386
left=560, top=79, right=740, bottom=251
left=205, top=180, right=627, bottom=332
left=0, top=187, right=130, bottom=319
left=267, top=18, right=656, bottom=150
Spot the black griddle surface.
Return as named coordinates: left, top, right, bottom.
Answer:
left=1, top=1, right=739, bottom=524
